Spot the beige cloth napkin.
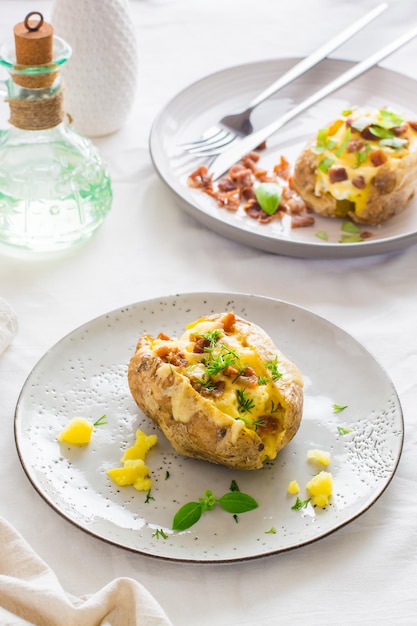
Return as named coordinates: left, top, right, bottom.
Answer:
left=0, top=516, right=173, bottom=626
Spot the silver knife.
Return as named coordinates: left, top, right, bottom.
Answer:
left=208, top=24, right=417, bottom=181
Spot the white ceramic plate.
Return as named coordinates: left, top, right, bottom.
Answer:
left=14, top=293, right=403, bottom=562
left=150, top=58, right=417, bottom=258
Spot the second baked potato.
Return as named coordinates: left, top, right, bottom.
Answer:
left=128, top=312, right=303, bottom=470
left=292, top=106, right=417, bottom=225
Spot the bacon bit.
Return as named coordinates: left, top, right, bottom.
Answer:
left=328, top=166, right=348, bottom=183
left=192, top=337, right=211, bottom=353
left=157, top=332, right=171, bottom=340
left=291, top=215, right=315, bottom=228
left=217, top=177, right=237, bottom=193
left=197, top=380, right=225, bottom=398
left=241, top=155, right=259, bottom=173
left=369, top=150, right=388, bottom=167
left=273, top=155, right=292, bottom=181
left=257, top=416, right=279, bottom=435
left=352, top=175, right=366, bottom=189
left=392, top=124, right=408, bottom=136
left=360, top=230, right=373, bottom=239
left=220, top=311, right=236, bottom=333
left=347, top=138, right=365, bottom=153
left=188, top=165, right=212, bottom=190
left=254, top=169, right=272, bottom=181
left=155, top=345, right=188, bottom=367
left=187, top=150, right=313, bottom=229
left=408, top=121, right=417, bottom=132
left=360, top=126, right=375, bottom=141
left=255, top=140, right=267, bottom=150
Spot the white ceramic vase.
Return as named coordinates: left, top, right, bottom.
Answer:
left=50, top=0, right=138, bottom=137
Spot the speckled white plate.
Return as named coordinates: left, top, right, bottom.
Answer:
left=14, top=293, right=403, bottom=562
left=150, top=58, right=417, bottom=258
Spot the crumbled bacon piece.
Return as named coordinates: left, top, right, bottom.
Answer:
left=257, top=416, right=279, bottom=435
left=408, top=120, right=417, bottom=132
left=273, top=155, right=292, bottom=181
left=187, top=149, right=314, bottom=229
left=369, top=150, right=388, bottom=167
left=392, top=124, right=408, bottom=136
left=291, top=215, right=315, bottom=228
left=195, top=380, right=225, bottom=398
left=220, top=311, right=236, bottom=333
left=347, top=139, right=365, bottom=153
left=188, top=165, right=212, bottom=190
left=155, top=345, right=188, bottom=367
left=352, top=175, right=366, bottom=189
left=328, top=166, right=348, bottom=183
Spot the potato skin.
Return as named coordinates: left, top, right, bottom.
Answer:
left=128, top=313, right=303, bottom=470
left=292, top=107, right=417, bottom=225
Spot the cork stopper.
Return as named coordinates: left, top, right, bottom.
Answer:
left=13, top=12, right=56, bottom=88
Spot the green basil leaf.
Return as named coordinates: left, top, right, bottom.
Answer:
left=315, top=230, right=328, bottom=241
left=217, top=491, right=259, bottom=514
left=255, top=183, right=282, bottom=215
left=172, top=501, right=202, bottom=531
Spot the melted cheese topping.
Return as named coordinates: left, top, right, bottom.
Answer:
left=152, top=315, right=287, bottom=459
left=313, top=106, right=417, bottom=216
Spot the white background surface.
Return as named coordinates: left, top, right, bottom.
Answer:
left=1, top=0, right=417, bottom=624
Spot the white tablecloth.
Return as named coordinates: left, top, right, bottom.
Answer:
left=1, top=0, right=417, bottom=624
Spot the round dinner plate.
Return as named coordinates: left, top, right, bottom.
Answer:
left=14, top=293, right=403, bottom=562
left=150, top=58, right=417, bottom=258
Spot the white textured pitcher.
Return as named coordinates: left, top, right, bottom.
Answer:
left=51, top=0, right=138, bottom=137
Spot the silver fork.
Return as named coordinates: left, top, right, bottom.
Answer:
left=179, top=3, right=387, bottom=157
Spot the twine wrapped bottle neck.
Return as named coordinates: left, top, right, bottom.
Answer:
left=7, top=89, right=65, bottom=130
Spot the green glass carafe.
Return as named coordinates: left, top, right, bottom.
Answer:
left=0, top=12, right=112, bottom=254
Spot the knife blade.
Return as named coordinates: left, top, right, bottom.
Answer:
left=207, top=24, right=417, bottom=181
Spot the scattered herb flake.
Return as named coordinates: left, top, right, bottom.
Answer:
left=230, top=480, right=240, bottom=492
left=315, top=230, right=328, bottom=241
left=93, top=414, right=108, bottom=426
left=291, top=497, right=311, bottom=511
left=339, top=234, right=364, bottom=244
left=152, top=528, right=168, bottom=540
left=341, top=220, right=360, bottom=234
left=337, top=426, right=353, bottom=435
left=333, top=404, right=348, bottom=413
left=165, top=470, right=170, bottom=480
left=265, top=527, right=277, bottom=534
left=145, top=489, right=155, bottom=503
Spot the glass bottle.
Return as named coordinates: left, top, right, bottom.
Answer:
left=0, top=13, right=112, bottom=254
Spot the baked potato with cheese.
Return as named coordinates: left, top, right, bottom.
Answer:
left=128, top=312, right=303, bottom=470
left=292, top=106, right=417, bottom=225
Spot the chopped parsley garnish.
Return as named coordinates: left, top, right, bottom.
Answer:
left=315, top=230, right=328, bottom=241
left=152, top=528, right=168, bottom=540
left=265, top=356, right=282, bottom=381
left=236, top=388, right=256, bottom=414
left=291, top=497, right=311, bottom=510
